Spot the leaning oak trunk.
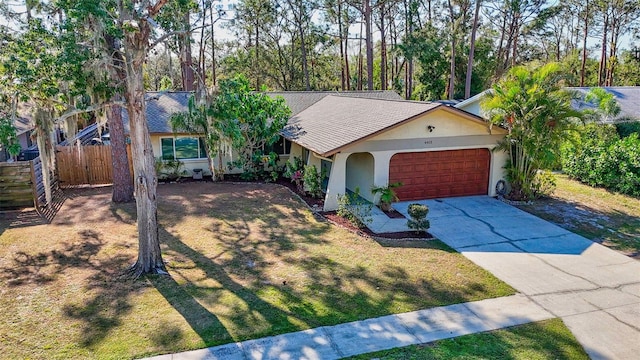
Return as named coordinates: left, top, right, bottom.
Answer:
left=123, top=17, right=167, bottom=277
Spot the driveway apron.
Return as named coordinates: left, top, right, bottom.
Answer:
left=396, top=196, right=640, bottom=360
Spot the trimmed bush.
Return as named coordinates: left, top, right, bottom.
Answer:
left=407, top=203, right=430, bottom=233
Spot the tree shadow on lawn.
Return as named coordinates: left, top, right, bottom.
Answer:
left=153, top=224, right=495, bottom=349
left=0, top=182, right=507, bottom=358
left=143, top=183, right=502, bottom=350
left=0, top=228, right=136, bottom=349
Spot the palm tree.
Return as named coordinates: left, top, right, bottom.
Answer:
left=170, top=92, right=235, bottom=181
left=481, top=63, right=582, bottom=200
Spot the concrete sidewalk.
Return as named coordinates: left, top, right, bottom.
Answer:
left=145, top=294, right=552, bottom=360
left=402, top=196, right=640, bottom=360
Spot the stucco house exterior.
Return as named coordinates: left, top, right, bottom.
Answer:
left=281, top=95, right=507, bottom=210
left=114, top=91, right=507, bottom=211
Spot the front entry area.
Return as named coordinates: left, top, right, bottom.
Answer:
left=388, top=149, right=490, bottom=201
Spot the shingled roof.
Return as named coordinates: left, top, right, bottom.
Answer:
left=122, top=92, right=192, bottom=134
left=120, top=90, right=403, bottom=134
left=270, top=90, right=403, bottom=115
left=570, top=87, right=640, bottom=121
left=282, top=96, right=442, bottom=156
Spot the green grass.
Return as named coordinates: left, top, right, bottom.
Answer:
left=517, top=175, right=640, bottom=258
left=0, top=182, right=514, bottom=359
left=349, top=318, right=589, bottom=360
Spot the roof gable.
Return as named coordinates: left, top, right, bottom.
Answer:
left=282, top=96, right=443, bottom=156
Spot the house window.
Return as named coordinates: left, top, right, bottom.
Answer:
left=161, top=137, right=208, bottom=160
left=264, top=137, right=292, bottom=155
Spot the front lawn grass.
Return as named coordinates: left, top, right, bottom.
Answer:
left=0, top=182, right=514, bottom=359
left=517, top=175, right=640, bottom=258
left=349, top=318, right=589, bottom=360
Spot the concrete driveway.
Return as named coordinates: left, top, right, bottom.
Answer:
left=395, top=196, right=640, bottom=360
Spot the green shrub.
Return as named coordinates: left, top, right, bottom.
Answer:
left=615, top=121, right=640, bottom=138
left=337, top=187, right=373, bottom=228
left=407, top=203, right=430, bottom=233
left=303, top=165, right=325, bottom=198
left=155, top=158, right=186, bottom=181
left=532, top=170, right=557, bottom=199
left=371, top=182, right=402, bottom=211
left=562, top=124, right=640, bottom=196
left=284, top=157, right=305, bottom=192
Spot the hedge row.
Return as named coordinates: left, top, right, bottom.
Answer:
left=562, top=123, right=640, bottom=197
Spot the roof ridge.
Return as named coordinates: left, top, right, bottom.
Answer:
left=322, top=94, right=440, bottom=106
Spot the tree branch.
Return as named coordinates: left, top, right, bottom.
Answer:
left=149, top=24, right=208, bottom=50
left=54, top=101, right=125, bottom=125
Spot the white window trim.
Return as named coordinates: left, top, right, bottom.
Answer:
left=160, top=136, right=207, bottom=160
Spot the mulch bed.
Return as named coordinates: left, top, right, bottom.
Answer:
left=322, top=211, right=433, bottom=240
left=381, top=208, right=406, bottom=219
left=209, top=175, right=433, bottom=240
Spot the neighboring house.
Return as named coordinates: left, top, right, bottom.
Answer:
left=456, top=86, right=640, bottom=123
left=1, top=116, right=34, bottom=162
left=570, top=87, right=640, bottom=122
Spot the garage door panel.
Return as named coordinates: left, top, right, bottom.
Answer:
left=389, top=149, right=490, bottom=201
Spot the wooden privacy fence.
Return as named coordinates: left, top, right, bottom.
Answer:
left=56, top=145, right=133, bottom=187
left=0, top=157, right=59, bottom=213
left=0, top=161, right=35, bottom=209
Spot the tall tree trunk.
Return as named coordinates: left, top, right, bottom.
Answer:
left=294, top=1, right=311, bottom=90
left=379, top=2, right=388, bottom=90
left=179, top=11, right=195, bottom=91
left=465, top=0, right=481, bottom=99
left=338, top=1, right=346, bottom=90
left=598, top=10, right=609, bottom=86
left=357, top=19, right=364, bottom=90
left=106, top=34, right=134, bottom=203
left=580, top=1, right=589, bottom=86
left=34, top=107, right=55, bottom=206
left=364, top=0, right=374, bottom=90
left=199, top=0, right=208, bottom=88
left=123, top=15, right=166, bottom=277
left=511, top=13, right=521, bottom=67
left=447, top=0, right=456, bottom=100
left=210, top=7, right=217, bottom=86
left=108, top=101, right=133, bottom=203
left=344, top=24, right=351, bottom=90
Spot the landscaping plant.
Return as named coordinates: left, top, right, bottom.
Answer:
left=303, top=164, right=325, bottom=198
left=284, top=156, right=305, bottom=193
left=337, top=187, right=373, bottom=228
left=155, top=158, right=187, bottom=181
left=562, top=123, right=640, bottom=196
left=406, top=203, right=430, bottom=233
left=371, top=182, right=402, bottom=211
left=481, top=63, right=581, bottom=201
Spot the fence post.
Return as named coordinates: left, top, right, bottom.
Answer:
left=30, top=158, right=39, bottom=209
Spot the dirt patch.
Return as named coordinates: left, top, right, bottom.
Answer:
left=516, top=175, right=640, bottom=259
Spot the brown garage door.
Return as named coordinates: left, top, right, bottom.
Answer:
left=389, top=149, right=490, bottom=201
